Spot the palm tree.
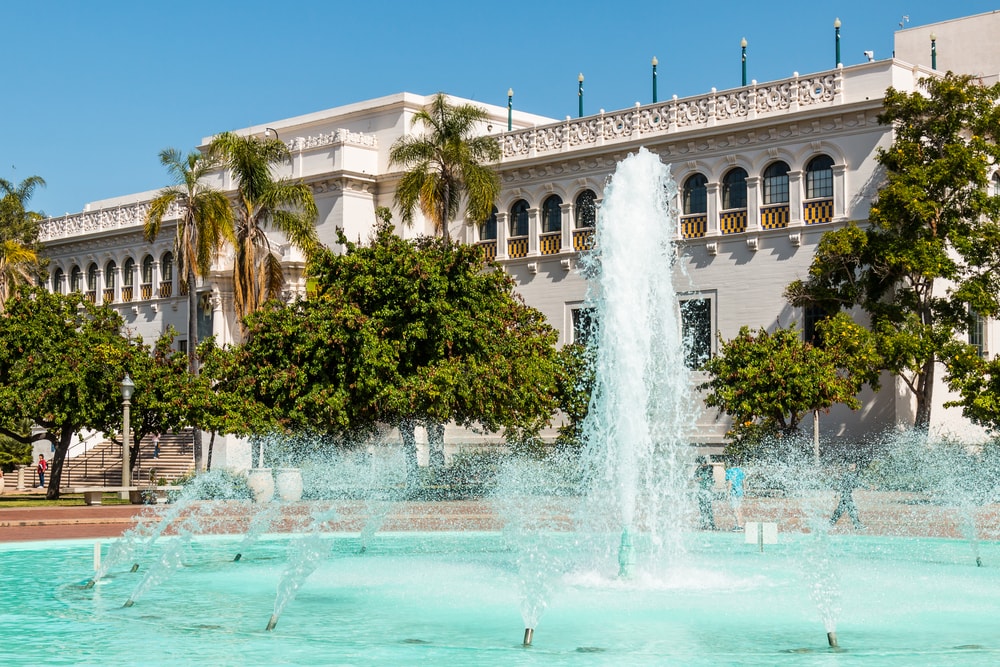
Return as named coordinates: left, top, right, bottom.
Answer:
left=389, top=93, right=501, bottom=242
left=0, top=175, right=46, bottom=311
left=0, top=175, right=46, bottom=243
left=210, top=132, right=319, bottom=323
left=388, top=95, right=501, bottom=475
left=0, top=241, right=38, bottom=311
left=144, top=149, right=235, bottom=375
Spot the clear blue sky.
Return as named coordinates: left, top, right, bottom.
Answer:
left=4, top=0, right=997, bottom=217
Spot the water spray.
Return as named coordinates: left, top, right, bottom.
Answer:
left=618, top=527, right=635, bottom=578
left=523, top=628, right=534, bottom=646
left=827, top=631, right=838, bottom=648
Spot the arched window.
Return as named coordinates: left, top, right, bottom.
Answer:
left=479, top=206, right=498, bottom=241
left=70, top=266, right=82, bottom=292
left=722, top=168, right=747, bottom=210
left=806, top=155, right=834, bottom=199
left=104, top=261, right=117, bottom=289
left=992, top=172, right=1000, bottom=198
left=52, top=268, right=64, bottom=294
left=86, top=263, right=98, bottom=291
left=763, top=161, right=790, bottom=205
left=575, top=190, right=597, bottom=228
left=541, top=195, right=563, bottom=233
left=161, top=252, right=174, bottom=282
left=683, top=174, right=708, bottom=215
left=122, top=258, right=135, bottom=287
left=141, top=255, right=154, bottom=284
left=509, top=200, right=529, bottom=237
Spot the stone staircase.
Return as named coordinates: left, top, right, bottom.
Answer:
left=59, top=431, right=195, bottom=488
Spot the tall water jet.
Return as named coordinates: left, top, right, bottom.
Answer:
left=577, top=148, right=696, bottom=571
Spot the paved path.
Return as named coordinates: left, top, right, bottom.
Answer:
left=1, top=494, right=999, bottom=544
left=0, top=505, right=143, bottom=542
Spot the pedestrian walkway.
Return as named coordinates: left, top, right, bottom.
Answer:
left=0, top=505, right=143, bottom=542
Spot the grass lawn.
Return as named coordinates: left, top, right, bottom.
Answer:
left=0, top=493, right=133, bottom=508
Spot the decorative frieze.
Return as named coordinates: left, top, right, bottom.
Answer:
left=39, top=200, right=183, bottom=242
left=500, top=70, right=843, bottom=160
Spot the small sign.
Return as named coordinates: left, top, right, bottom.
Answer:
left=744, top=521, right=778, bottom=551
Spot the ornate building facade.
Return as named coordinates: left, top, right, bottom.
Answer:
left=37, top=13, right=1000, bottom=467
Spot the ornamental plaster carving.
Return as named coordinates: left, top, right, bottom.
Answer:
left=39, top=200, right=184, bottom=242
left=500, top=70, right=844, bottom=161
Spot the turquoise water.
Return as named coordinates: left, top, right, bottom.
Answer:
left=3, top=531, right=1000, bottom=666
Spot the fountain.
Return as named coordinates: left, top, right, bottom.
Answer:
left=4, top=150, right=1000, bottom=664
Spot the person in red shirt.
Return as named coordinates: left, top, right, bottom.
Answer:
left=37, top=453, right=47, bottom=488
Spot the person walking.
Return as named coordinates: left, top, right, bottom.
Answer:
left=152, top=433, right=160, bottom=459
left=725, top=459, right=746, bottom=531
left=694, top=456, right=718, bottom=530
left=830, top=462, right=865, bottom=529
left=36, top=453, right=48, bottom=488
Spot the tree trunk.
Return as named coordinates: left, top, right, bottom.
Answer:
left=187, top=264, right=199, bottom=376
left=46, top=428, right=74, bottom=500
left=193, top=429, right=204, bottom=473
left=428, top=421, right=446, bottom=472
left=400, top=418, right=418, bottom=490
left=914, top=355, right=936, bottom=431
left=206, top=431, right=216, bottom=471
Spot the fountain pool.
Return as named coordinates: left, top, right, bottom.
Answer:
left=4, top=528, right=1000, bottom=666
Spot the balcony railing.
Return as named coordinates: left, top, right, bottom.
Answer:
left=572, top=228, right=594, bottom=251
left=539, top=232, right=561, bottom=255
left=803, top=198, right=834, bottom=224
left=720, top=210, right=747, bottom=235
left=476, top=240, right=497, bottom=261
left=760, top=204, right=789, bottom=230
left=121, top=285, right=133, bottom=302
left=140, top=283, right=153, bottom=299
left=508, top=237, right=528, bottom=258
left=681, top=215, right=707, bottom=238
left=102, top=288, right=114, bottom=304
left=159, top=281, right=172, bottom=298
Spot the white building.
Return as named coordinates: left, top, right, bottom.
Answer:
left=37, top=12, right=1000, bottom=467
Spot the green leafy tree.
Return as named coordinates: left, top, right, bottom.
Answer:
left=0, top=418, right=33, bottom=472
left=787, top=73, right=1000, bottom=429
left=212, top=215, right=561, bottom=482
left=0, top=289, right=211, bottom=496
left=389, top=93, right=501, bottom=242
left=210, top=132, right=319, bottom=323
left=945, top=345, right=1000, bottom=435
left=553, top=343, right=595, bottom=449
left=0, top=289, right=142, bottom=498
left=144, top=149, right=235, bottom=375
left=699, top=322, right=870, bottom=459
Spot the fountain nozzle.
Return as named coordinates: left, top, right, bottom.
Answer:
left=130, top=563, right=140, bottom=573
left=266, top=615, right=279, bottom=631
left=84, top=580, right=95, bottom=589
left=523, top=628, right=534, bottom=646
left=123, top=599, right=135, bottom=608
left=233, top=553, right=242, bottom=562
left=618, top=527, right=635, bottom=578
left=827, top=631, right=838, bottom=648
